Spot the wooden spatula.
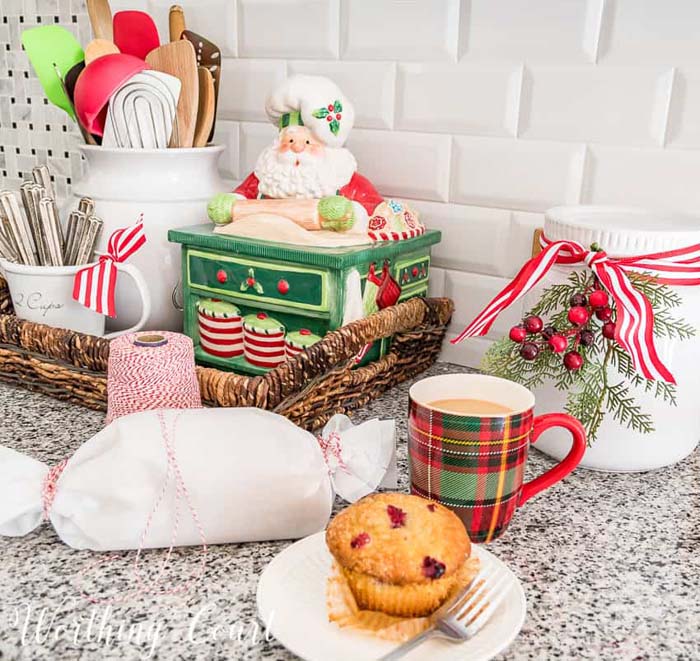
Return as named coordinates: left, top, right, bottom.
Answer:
left=86, top=0, right=113, bottom=41
left=193, top=67, right=215, bottom=147
left=84, top=38, right=119, bottom=65
left=169, top=5, right=186, bottom=42
left=145, top=40, right=198, bottom=147
left=181, top=30, right=221, bottom=143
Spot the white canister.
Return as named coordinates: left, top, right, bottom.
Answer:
left=0, top=258, right=150, bottom=338
left=68, top=145, right=225, bottom=332
left=525, top=206, right=700, bottom=472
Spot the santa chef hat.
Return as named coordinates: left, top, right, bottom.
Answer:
left=265, top=75, right=355, bottom=149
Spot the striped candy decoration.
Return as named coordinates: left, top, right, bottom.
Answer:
left=243, top=312, right=285, bottom=368
left=452, top=234, right=700, bottom=385
left=72, top=216, right=146, bottom=318
left=197, top=299, right=243, bottom=359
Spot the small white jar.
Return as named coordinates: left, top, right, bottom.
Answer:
left=525, top=206, right=700, bottom=472
left=68, top=145, right=225, bottom=332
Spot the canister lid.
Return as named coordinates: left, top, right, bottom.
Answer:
left=545, top=206, right=700, bottom=257
left=243, top=312, right=284, bottom=333
left=197, top=298, right=240, bottom=318
left=286, top=328, right=322, bottom=348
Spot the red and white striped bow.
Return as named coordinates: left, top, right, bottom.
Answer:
left=452, top=235, right=700, bottom=384
left=72, top=217, right=146, bottom=318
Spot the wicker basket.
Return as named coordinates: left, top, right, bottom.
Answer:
left=0, top=277, right=453, bottom=430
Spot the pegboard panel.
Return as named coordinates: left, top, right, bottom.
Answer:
left=0, top=0, right=93, bottom=200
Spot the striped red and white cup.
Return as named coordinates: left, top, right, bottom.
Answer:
left=197, top=298, right=243, bottom=359
left=243, top=312, right=285, bottom=368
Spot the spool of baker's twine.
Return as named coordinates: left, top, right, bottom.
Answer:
left=106, top=332, right=202, bottom=424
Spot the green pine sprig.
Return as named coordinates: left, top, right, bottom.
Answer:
left=482, top=269, right=690, bottom=445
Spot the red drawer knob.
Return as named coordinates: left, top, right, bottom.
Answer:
left=277, top=279, right=289, bottom=295
left=216, top=269, right=227, bottom=283
left=412, top=266, right=419, bottom=277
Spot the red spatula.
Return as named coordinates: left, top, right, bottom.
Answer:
left=113, top=10, right=160, bottom=60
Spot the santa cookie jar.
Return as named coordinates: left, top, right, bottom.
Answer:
left=169, top=75, right=440, bottom=375
left=207, top=75, right=424, bottom=246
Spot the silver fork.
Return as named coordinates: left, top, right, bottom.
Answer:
left=378, top=563, right=511, bottom=660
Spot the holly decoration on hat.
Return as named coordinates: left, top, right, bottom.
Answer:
left=483, top=269, right=694, bottom=444
left=312, top=99, right=343, bottom=136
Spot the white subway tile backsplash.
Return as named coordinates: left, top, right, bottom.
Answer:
left=599, top=0, right=700, bottom=66
left=340, top=0, right=460, bottom=61
left=520, top=67, right=673, bottom=147
left=406, top=200, right=511, bottom=275
left=288, top=60, right=396, bottom=129
left=346, top=129, right=451, bottom=202
left=212, top=120, right=240, bottom=181
left=444, top=270, right=523, bottom=339
left=218, top=59, right=287, bottom=122
left=666, top=70, right=700, bottom=149
left=427, top=266, right=446, bottom=298
left=461, top=0, right=600, bottom=63
left=396, top=63, right=522, bottom=136
left=439, top=331, right=492, bottom=369
left=238, top=0, right=339, bottom=59
left=582, top=145, right=700, bottom=213
left=148, top=0, right=237, bottom=56
left=451, top=136, right=585, bottom=212
left=239, top=121, right=278, bottom=176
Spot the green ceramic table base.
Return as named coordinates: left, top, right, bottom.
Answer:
left=168, top=225, right=441, bottom=375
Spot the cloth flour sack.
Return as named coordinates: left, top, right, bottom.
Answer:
left=0, top=408, right=395, bottom=551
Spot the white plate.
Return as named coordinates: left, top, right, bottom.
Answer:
left=257, top=532, right=526, bottom=661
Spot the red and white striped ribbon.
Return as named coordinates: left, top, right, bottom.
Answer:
left=72, top=216, right=147, bottom=318
left=452, top=234, right=700, bottom=384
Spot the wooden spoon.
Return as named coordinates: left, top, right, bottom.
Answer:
left=181, top=30, right=221, bottom=142
left=86, top=0, right=113, bottom=41
left=145, top=40, right=198, bottom=147
left=193, top=67, right=215, bottom=147
left=84, top=38, right=119, bottom=65
left=169, top=5, right=186, bottom=42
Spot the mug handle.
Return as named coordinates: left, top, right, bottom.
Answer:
left=518, top=413, right=586, bottom=507
left=103, top=262, right=152, bottom=340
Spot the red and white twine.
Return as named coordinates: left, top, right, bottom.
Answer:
left=106, top=331, right=202, bottom=423
left=452, top=234, right=700, bottom=384
left=42, top=459, right=68, bottom=520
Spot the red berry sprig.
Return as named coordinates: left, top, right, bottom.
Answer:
left=507, top=285, right=617, bottom=372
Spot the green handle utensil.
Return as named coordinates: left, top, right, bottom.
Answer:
left=21, top=25, right=84, bottom=121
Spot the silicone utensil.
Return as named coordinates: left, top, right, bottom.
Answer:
left=169, top=5, right=186, bottom=42
left=103, top=71, right=181, bottom=149
left=21, top=25, right=84, bottom=120
left=181, top=30, right=221, bottom=142
left=193, top=67, right=215, bottom=147
left=145, top=40, right=198, bottom=147
left=84, top=38, right=120, bottom=65
left=74, top=53, right=149, bottom=136
left=113, top=10, right=160, bottom=60
left=87, top=0, right=113, bottom=40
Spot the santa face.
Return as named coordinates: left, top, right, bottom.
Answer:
left=254, top=125, right=357, bottom=199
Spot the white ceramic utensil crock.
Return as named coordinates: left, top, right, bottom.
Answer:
left=524, top=206, right=700, bottom=472
left=0, top=258, right=150, bottom=338
left=68, top=145, right=225, bottom=332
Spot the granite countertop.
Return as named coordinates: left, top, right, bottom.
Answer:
left=0, top=362, right=697, bottom=660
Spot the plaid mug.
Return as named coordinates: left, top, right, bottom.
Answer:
left=408, top=374, right=586, bottom=543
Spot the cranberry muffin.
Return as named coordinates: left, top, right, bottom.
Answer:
left=325, top=493, right=471, bottom=617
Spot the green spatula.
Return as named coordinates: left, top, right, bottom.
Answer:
left=21, top=25, right=84, bottom=121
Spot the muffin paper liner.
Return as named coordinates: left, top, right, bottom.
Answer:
left=326, top=555, right=481, bottom=642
